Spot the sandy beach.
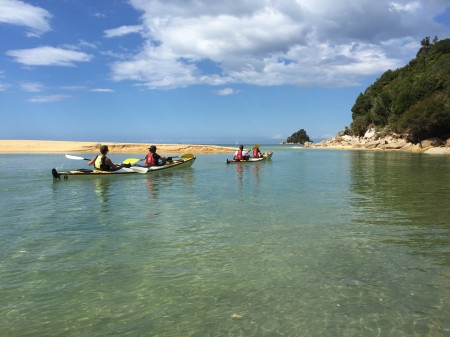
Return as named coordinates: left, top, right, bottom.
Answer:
left=0, top=140, right=236, bottom=154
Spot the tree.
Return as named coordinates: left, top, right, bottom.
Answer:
left=348, top=37, right=450, bottom=142
left=286, top=129, right=311, bottom=144
left=397, top=93, right=450, bottom=143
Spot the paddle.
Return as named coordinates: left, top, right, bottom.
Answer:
left=65, top=154, right=148, bottom=174
left=123, top=153, right=195, bottom=165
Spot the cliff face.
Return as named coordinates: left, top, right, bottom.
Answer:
left=306, top=128, right=450, bottom=154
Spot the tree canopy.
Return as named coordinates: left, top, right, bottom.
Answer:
left=286, top=129, right=311, bottom=144
left=350, top=37, right=450, bottom=143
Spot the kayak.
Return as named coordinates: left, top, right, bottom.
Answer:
left=52, top=156, right=196, bottom=179
left=226, top=151, right=273, bottom=164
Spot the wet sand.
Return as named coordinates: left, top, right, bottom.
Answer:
left=0, top=140, right=236, bottom=154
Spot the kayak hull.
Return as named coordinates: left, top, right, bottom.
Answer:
left=52, top=156, right=196, bottom=178
left=226, top=151, right=273, bottom=164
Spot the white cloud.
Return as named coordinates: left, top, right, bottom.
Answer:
left=389, top=1, right=421, bottom=13
left=78, top=40, right=98, bottom=49
left=107, top=0, right=450, bottom=89
left=29, top=95, right=72, bottom=103
left=90, top=88, right=114, bottom=92
left=104, top=25, right=143, bottom=38
left=0, top=83, right=9, bottom=91
left=20, top=82, right=44, bottom=92
left=216, top=88, right=237, bottom=96
left=7, top=46, right=92, bottom=66
left=0, top=0, right=51, bottom=36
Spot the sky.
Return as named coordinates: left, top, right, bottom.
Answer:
left=1, top=0, right=449, bottom=144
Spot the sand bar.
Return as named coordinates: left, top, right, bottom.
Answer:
left=0, top=140, right=236, bottom=154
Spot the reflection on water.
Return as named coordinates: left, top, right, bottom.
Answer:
left=349, top=151, right=450, bottom=266
left=94, top=178, right=111, bottom=213
left=346, top=151, right=450, bottom=335
left=230, top=162, right=263, bottom=194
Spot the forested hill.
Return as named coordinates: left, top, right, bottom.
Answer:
left=350, top=37, right=450, bottom=143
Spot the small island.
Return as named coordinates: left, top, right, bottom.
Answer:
left=282, top=129, right=311, bottom=145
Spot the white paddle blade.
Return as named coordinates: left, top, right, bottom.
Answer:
left=65, top=154, right=87, bottom=160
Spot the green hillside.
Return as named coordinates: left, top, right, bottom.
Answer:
left=350, top=37, right=450, bottom=143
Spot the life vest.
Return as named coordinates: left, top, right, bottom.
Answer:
left=253, top=149, right=261, bottom=158
left=236, top=150, right=244, bottom=160
left=94, top=155, right=110, bottom=170
left=145, top=153, right=156, bottom=166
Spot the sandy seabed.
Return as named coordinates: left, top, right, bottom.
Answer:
left=0, top=140, right=236, bottom=154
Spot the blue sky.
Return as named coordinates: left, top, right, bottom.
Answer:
left=1, top=0, right=449, bottom=144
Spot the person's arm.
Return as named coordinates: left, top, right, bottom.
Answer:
left=155, top=153, right=167, bottom=165
left=88, top=155, right=97, bottom=166
left=104, top=157, right=118, bottom=169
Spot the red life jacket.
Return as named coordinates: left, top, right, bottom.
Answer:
left=253, top=149, right=261, bottom=158
left=236, top=150, right=244, bottom=160
left=145, top=153, right=156, bottom=166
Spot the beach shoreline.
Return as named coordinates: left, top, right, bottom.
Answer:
left=303, top=132, right=450, bottom=155
left=0, top=140, right=236, bottom=154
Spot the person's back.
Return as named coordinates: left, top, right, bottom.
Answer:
left=234, top=145, right=249, bottom=160
left=253, top=145, right=262, bottom=158
left=145, top=145, right=167, bottom=166
left=88, top=145, right=118, bottom=171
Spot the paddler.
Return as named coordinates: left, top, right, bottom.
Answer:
left=144, top=145, right=169, bottom=166
left=233, top=145, right=250, bottom=161
left=88, top=145, right=120, bottom=171
left=252, top=144, right=263, bottom=158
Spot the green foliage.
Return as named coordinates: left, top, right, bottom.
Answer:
left=286, top=129, right=311, bottom=144
left=350, top=115, right=370, bottom=137
left=396, top=93, right=450, bottom=143
left=350, top=37, right=450, bottom=142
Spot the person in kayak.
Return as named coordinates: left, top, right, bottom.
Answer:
left=233, top=145, right=250, bottom=161
left=88, top=145, right=120, bottom=171
left=252, top=144, right=263, bottom=158
left=144, top=145, right=169, bottom=166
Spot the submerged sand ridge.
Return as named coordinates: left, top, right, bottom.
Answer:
left=0, top=140, right=236, bottom=154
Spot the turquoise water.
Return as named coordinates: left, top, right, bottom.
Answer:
left=1, top=146, right=449, bottom=336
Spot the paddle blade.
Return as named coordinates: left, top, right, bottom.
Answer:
left=65, top=154, right=88, bottom=161
left=252, top=144, right=260, bottom=150
left=180, top=153, right=195, bottom=159
left=123, top=158, right=141, bottom=165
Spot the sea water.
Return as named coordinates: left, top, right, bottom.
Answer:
left=0, top=146, right=449, bottom=336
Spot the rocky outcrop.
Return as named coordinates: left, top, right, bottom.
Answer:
left=305, top=128, right=450, bottom=154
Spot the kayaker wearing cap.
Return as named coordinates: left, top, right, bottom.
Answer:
left=144, top=145, right=168, bottom=166
left=88, top=145, right=120, bottom=171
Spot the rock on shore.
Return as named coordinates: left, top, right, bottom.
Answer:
left=304, top=129, right=450, bottom=155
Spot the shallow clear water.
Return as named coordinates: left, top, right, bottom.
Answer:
left=1, top=147, right=449, bottom=336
